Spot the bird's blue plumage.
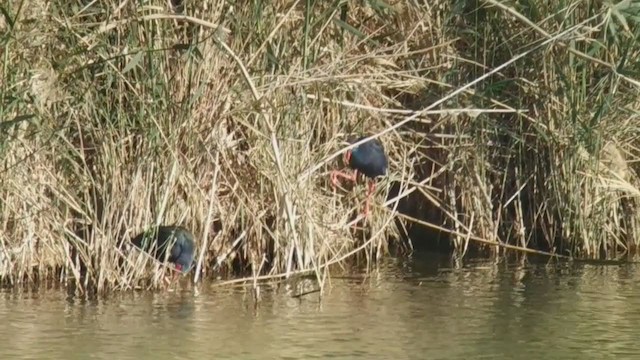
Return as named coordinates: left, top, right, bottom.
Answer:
left=348, top=136, right=388, bottom=179
left=131, top=225, right=196, bottom=273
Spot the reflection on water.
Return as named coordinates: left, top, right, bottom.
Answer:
left=1, top=253, right=640, bottom=359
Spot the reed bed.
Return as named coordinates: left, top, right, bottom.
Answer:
left=1, top=0, right=639, bottom=293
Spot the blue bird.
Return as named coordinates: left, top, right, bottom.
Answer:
left=131, top=225, right=196, bottom=278
left=331, top=136, right=388, bottom=217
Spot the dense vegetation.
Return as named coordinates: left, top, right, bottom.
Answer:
left=1, top=0, right=639, bottom=293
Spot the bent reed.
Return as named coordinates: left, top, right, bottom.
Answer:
left=1, top=0, right=639, bottom=293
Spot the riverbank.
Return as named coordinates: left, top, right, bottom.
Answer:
left=1, top=0, right=639, bottom=292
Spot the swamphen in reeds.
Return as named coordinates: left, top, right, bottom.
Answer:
left=131, top=225, right=196, bottom=285
left=331, top=136, right=388, bottom=218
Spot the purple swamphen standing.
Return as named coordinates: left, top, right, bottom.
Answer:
left=131, top=225, right=196, bottom=285
left=331, top=136, right=388, bottom=218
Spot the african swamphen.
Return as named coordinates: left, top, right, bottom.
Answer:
left=131, top=225, right=196, bottom=274
left=331, top=136, right=388, bottom=217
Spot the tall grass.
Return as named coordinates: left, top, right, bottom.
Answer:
left=1, top=0, right=639, bottom=293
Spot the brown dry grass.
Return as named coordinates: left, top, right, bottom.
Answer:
left=1, top=0, right=640, bottom=293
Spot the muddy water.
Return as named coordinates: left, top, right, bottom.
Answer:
left=1, top=253, right=640, bottom=359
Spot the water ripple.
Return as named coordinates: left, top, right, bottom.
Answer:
left=1, top=258, right=639, bottom=359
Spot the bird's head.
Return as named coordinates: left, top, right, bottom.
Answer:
left=170, top=234, right=196, bottom=274
left=174, top=244, right=194, bottom=274
left=174, top=255, right=194, bottom=273
left=343, top=135, right=367, bottom=166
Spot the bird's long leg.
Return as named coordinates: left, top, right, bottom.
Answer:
left=163, top=274, right=172, bottom=288
left=162, top=270, right=174, bottom=288
left=330, top=170, right=358, bottom=189
left=163, top=266, right=182, bottom=290
left=363, top=180, right=376, bottom=218
left=331, top=150, right=357, bottom=190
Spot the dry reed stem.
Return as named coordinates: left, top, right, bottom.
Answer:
left=297, top=15, right=598, bottom=184
left=1, top=0, right=639, bottom=293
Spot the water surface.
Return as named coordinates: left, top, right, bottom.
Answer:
left=1, top=253, right=639, bottom=359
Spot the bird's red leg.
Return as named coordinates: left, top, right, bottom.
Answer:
left=330, top=150, right=358, bottom=189
left=368, top=181, right=376, bottom=195
left=363, top=181, right=376, bottom=218
left=171, top=264, right=183, bottom=287
left=330, top=170, right=357, bottom=189
left=163, top=265, right=182, bottom=289
left=162, top=274, right=171, bottom=288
